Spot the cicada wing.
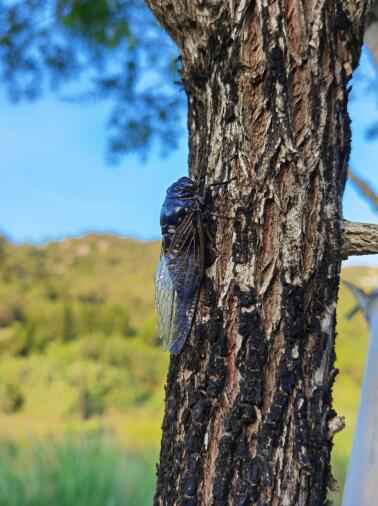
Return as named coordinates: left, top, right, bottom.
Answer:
left=167, top=251, right=201, bottom=354
left=155, top=254, right=177, bottom=351
left=155, top=213, right=204, bottom=354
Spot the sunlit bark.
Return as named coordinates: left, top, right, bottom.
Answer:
left=146, top=1, right=369, bottom=504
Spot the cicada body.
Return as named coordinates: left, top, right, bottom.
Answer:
left=155, top=177, right=205, bottom=354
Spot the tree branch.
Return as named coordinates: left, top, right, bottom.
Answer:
left=341, top=220, right=378, bottom=258
left=144, top=0, right=250, bottom=51
left=365, top=1, right=378, bottom=60
left=144, top=0, right=195, bottom=47
left=348, top=169, right=378, bottom=214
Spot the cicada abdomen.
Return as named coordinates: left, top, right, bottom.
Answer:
left=155, top=177, right=205, bottom=354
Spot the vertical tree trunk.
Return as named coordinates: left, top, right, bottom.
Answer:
left=146, top=1, right=368, bottom=504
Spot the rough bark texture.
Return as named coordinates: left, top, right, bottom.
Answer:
left=146, top=1, right=369, bottom=505
left=342, top=220, right=378, bottom=257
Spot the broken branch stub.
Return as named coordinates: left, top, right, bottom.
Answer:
left=341, top=220, right=378, bottom=258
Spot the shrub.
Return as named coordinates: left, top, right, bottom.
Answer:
left=73, top=385, right=106, bottom=420
left=0, top=384, right=24, bottom=414
left=0, top=302, right=24, bottom=328
left=65, top=360, right=124, bottom=418
left=62, top=304, right=77, bottom=342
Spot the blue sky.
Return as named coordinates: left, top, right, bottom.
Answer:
left=0, top=47, right=377, bottom=265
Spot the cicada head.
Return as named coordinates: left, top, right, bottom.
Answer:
left=167, top=177, right=197, bottom=199
left=160, top=177, right=202, bottom=245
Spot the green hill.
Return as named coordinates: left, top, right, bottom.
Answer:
left=0, top=233, right=165, bottom=448
left=0, top=232, right=375, bottom=502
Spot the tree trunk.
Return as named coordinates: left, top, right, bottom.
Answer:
left=146, top=1, right=368, bottom=505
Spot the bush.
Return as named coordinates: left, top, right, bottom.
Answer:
left=75, top=334, right=104, bottom=361
left=139, top=316, right=158, bottom=346
left=73, top=386, right=106, bottom=420
left=65, top=360, right=124, bottom=418
left=0, top=302, right=24, bottom=328
left=12, top=322, right=36, bottom=356
left=62, top=304, right=77, bottom=342
left=0, top=384, right=24, bottom=414
left=76, top=303, right=134, bottom=337
left=0, top=235, right=7, bottom=266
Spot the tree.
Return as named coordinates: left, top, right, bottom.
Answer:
left=0, top=0, right=181, bottom=159
left=2, top=1, right=378, bottom=176
left=144, top=1, right=376, bottom=505
left=1, top=1, right=378, bottom=503
left=62, top=303, right=77, bottom=341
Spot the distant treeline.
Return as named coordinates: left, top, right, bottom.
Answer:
left=0, top=234, right=166, bottom=422
left=0, top=299, right=135, bottom=355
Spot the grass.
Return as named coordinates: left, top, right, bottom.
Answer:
left=0, top=436, right=156, bottom=506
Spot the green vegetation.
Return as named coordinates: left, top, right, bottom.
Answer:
left=0, top=2, right=181, bottom=160
left=0, top=232, right=375, bottom=504
left=0, top=436, right=155, bottom=506
left=0, top=233, right=166, bottom=447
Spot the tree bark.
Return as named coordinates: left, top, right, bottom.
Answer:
left=342, top=220, right=378, bottom=257
left=146, top=1, right=369, bottom=505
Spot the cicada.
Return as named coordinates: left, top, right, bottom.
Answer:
left=155, top=177, right=205, bottom=354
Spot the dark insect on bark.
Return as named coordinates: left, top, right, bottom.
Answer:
left=155, top=176, right=205, bottom=354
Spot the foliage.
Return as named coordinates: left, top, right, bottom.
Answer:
left=0, top=1, right=182, bottom=160
left=0, top=383, right=24, bottom=414
left=0, top=234, right=169, bottom=437
left=0, top=233, right=375, bottom=503
left=0, top=436, right=156, bottom=506
left=0, top=233, right=160, bottom=347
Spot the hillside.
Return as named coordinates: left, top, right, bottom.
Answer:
left=0, top=233, right=165, bottom=448
left=0, top=233, right=160, bottom=329
left=0, top=232, right=375, bottom=500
